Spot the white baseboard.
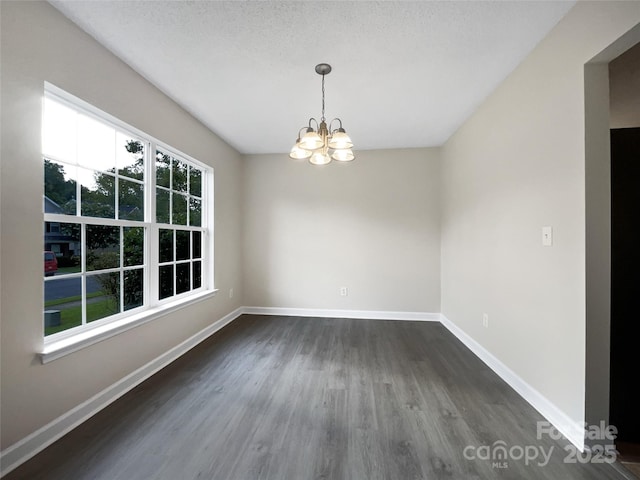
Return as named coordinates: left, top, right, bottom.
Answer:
left=0, top=307, right=244, bottom=478
left=439, top=314, right=585, bottom=451
left=243, top=306, right=440, bottom=322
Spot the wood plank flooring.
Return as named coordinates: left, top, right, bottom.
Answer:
left=4, top=315, right=629, bottom=479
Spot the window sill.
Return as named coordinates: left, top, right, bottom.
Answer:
left=40, top=289, right=218, bottom=364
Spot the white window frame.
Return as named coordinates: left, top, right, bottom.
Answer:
left=41, top=83, right=215, bottom=361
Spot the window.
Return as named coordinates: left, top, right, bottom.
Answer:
left=155, top=149, right=204, bottom=300
left=43, top=85, right=212, bottom=339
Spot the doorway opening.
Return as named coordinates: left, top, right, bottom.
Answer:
left=585, top=25, right=640, bottom=480
left=609, top=41, right=640, bottom=477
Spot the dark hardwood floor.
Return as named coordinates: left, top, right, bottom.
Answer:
left=4, top=315, right=629, bottom=479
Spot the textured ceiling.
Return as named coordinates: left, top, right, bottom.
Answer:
left=49, top=1, right=575, bottom=155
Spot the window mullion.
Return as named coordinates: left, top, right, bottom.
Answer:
left=147, top=140, right=155, bottom=224
left=173, top=229, right=177, bottom=297
left=81, top=223, right=87, bottom=326
left=148, top=141, right=158, bottom=307
left=186, top=165, right=190, bottom=226
left=169, top=162, right=173, bottom=226
left=120, top=226, right=124, bottom=313
left=149, top=225, right=158, bottom=306
left=205, top=169, right=213, bottom=291
left=114, top=128, right=119, bottom=221
left=75, top=110, right=81, bottom=216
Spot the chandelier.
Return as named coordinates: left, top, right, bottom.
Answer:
left=289, top=63, right=354, bottom=165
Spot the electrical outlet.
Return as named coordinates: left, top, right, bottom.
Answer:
left=229, top=288, right=234, bottom=298
left=542, top=226, right=553, bottom=246
left=340, top=287, right=348, bottom=296
left=482, top=313, right=489, bottom=328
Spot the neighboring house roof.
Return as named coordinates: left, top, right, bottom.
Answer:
left=44, top=195, right=64, bottom=214
left=119, top=205, right=141, bottom=216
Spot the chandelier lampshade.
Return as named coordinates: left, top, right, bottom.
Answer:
left=299, top=129, right=324, bottom=150
left=289, top=143, right=312, bottom=159
left=331, top=148, right=355, bottom=162
left=310, top=151, right=332, bottom=165
left=289, top=63, right=355, bottom=165
left=327, top=128, right=353, bottom=150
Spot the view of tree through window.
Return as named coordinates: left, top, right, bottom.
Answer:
left=43, top=91, right=210, bottom=338
left=155, top=149, right=203, bottom=300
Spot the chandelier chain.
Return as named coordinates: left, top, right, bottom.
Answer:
left=321, top=74, right=326, bottom=122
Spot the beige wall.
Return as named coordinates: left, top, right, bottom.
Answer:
left=610, top=41, right=640, bottom=128
left=0, top=1, right=243, bottom=448
left=243, top=149, right=441, bottom=313
left=441, top=1, right=640, bottom=428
